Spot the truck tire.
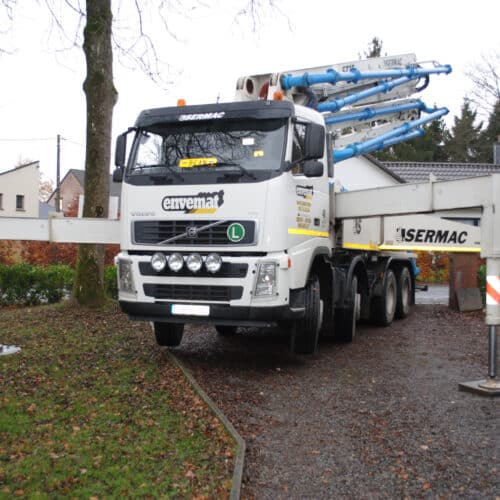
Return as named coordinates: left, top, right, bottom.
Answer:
left=372, top=269, right=397, bottom=326
left=215, top=325, right=237, bottom=336
left=334, top=275, right=358, bottom=343
left=395, top=267, right=412, bottom=319
left=153, top=322, right=184, bottom=347
left=291, top=274, right=321, bottom=354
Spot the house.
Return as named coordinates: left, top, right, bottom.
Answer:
left=382, top=161, right=500, bottom=184
left=0, top=162, right=40, bottom=218
left=334, top=155, right=403, bottom=190
left=335, top=155, right=500, bottom=191
left=47, top=169, right=122, bottom=217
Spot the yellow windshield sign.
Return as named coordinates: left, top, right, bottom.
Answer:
left=179, top=157, right=218, bottom=168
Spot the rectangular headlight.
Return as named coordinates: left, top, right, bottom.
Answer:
left=117, top=259, right=135, bottom=294
left=255, top=261, right=277, bottom=297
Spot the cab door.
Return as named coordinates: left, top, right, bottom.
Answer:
left=289, top=120, right=330, bottom=240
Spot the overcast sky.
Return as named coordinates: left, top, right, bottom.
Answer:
left=0, top=0, right=498, bottom=183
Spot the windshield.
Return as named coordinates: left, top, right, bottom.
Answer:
left=126, top=118, right=287, bottom=185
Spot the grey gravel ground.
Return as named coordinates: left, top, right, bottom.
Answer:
left=174, top=305, right=498, bottom=499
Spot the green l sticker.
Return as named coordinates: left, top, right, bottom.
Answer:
left=227, top=223, right=245, bottom=242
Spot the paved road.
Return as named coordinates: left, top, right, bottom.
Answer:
left=415, top=284, right=449, bottom=305
left=175, top=305, right=496, bottom=499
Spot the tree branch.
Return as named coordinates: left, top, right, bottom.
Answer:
left=465, top=51, right=500, bottom=119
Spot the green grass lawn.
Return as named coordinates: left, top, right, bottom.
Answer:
left=0, top=302, right=234, bottom=498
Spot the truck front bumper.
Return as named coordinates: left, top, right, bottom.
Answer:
left=119, top=299, right=305, bottom=327
left=117, top=250, right=305, bottom=326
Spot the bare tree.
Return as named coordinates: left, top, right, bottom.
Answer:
left=235, top=0, right=290, bottom=32
left=465, top=51, right=500, bottom=119
left=39, top=172, right=54, bottom=202
left=72, top=0, right=117, bottom=306
left=0, top=0, right=15, bottom=55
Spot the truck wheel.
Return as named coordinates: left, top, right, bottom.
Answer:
left=153, top=322, right=184, bottom=347
left=291, top=274, right=321, bottom=354
left=372, top=269, right=397, bottom=326
left=395, top=267, right=412, bottom=319
left=215, top=325, right=237, bottom=336
left=334, top=275, right=358, bottom=343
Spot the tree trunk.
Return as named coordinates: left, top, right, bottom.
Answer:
left=73, top=0, right=117, bottom=307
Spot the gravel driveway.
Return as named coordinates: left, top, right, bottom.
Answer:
left=174, top=305, right=498, bottom=499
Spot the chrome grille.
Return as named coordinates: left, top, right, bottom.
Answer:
left=134, top=220, right=255, bottom=246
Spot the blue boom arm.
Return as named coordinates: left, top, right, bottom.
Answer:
left=234, top=55, right=452, bottom=162
left=280, top=61, right=451, bottom=163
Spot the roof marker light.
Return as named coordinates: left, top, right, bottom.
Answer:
left=273, top=90, right=284, bottom=101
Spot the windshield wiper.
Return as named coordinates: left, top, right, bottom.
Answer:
left=217, top=162, right=257, bottom=180
left=147, top=164, right=184, bottom=182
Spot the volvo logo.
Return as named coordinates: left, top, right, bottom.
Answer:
left=186, top=226, right=198, bottom=238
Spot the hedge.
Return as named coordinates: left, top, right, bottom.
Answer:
left=0, top=264, right=117, bottom=306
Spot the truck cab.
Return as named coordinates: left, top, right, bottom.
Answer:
left=113, top=99, right=339, bottom=352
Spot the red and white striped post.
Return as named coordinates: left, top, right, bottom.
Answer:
left=482, top=260, right=500, bottom=389
left=460, top=258, right=500, bottom=395
left=486, top=274, right=500, bottom=311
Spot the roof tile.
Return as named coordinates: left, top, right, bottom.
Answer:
left=382, top=162, right=500, bottom=183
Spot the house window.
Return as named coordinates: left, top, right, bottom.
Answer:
left=0, top=193, right=3, bottom=210
left=16, top=194, right=25, bottom=211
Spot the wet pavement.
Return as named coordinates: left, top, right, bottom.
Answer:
left=415, top=283, right=449, bottom=305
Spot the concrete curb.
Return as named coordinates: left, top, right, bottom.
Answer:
left=166, top=350, right=246, bottom=500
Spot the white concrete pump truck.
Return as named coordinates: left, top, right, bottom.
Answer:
left=2, top=54, right=499, bottom=393
left=110, top=54, right=486, bottom=355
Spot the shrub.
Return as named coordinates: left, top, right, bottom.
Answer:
left=0, top=264, right=74, bottom=306
left=0, top=263, right=118, bottom=306
left=415, top=251, right=449, bottom=283
left=104, top=265, right=118, bottom=299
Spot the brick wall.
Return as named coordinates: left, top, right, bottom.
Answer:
left=448, top=253, right=484, bottom=310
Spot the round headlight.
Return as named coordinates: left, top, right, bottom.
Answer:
left=167, top=253, right=184, bottom=272
left=186, top=253, right=203, bottom=272
left=205, top=253, right=222, bottom=273
left=151, top=252, right=167, bottom=272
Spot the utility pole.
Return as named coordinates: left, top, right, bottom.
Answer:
left=55, top=134, right=61, bottom=212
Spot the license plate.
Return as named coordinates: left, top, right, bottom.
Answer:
left=171, top=304, right=210, bottom=316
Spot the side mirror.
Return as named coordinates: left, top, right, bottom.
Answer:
left=304, top=123, right=325, bottom=160
left=112, top=167, right=124, bottom=183
left=115, top=133, right=127, bottom=167
left=303, top=159, right=324, bottom=177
